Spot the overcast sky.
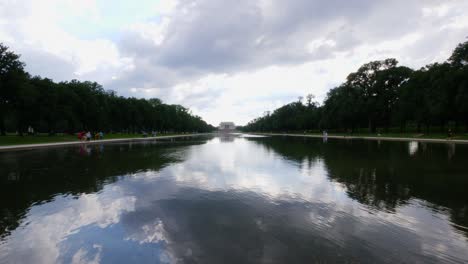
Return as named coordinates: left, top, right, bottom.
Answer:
left=1, top=0, right=467, bottom=125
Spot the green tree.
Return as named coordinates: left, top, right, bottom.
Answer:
left=449, top=40, right=468, bottom=67
left=244, top=40, right=468, bottom=134
left=0, top=43, right=27, bottom=135
left=345, top=58, right=400, bottom=132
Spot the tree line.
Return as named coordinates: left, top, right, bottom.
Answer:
left=242, top=40, right=468, bottom=134
left=0, top=43, right=214, bottom=136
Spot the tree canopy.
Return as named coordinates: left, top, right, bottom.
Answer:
left=242, top=40, right=468, bottom=133
left=0, top=43, right=214, bottom=135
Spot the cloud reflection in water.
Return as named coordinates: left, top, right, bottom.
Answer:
left=1, top=136, right=468, bottom=263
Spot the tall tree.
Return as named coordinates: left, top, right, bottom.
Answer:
left=448, top=40, right=468, bottom=67
left=0, top=43, right=27, bottom=135
left=345, top=58, right=399, bottom=132
left=243, top=40, right=468, bottom=135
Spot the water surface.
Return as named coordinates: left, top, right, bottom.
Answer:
left=1, top=135, right=468, bottom=263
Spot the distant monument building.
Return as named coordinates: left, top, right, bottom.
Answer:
left=218, top=122, right=236, bottom=132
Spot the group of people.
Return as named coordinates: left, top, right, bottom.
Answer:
left=27, top=126, right=35, bottom=135
left=77, top=131, right=104, bottom=141
left=142, top=131, right=158, bottom=138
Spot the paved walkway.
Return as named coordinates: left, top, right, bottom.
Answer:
left=253, top=133, right=468, bottom=144
left=0, top=133, right=213, bottom=152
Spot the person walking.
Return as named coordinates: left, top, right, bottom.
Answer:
left=77, top=131, right=84, bottom=141
left=323, top=130, right=328, bottom=137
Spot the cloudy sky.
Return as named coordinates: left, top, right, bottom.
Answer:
left=1, top=0, right=467, bottom=125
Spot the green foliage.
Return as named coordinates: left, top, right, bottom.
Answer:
left=243, top=40, right=468, bottom=133
left=0, top=43, right=214, bottom=135
left=449, top=40, right=468, bottom=67
left=0, top=43, right=28, bottom=135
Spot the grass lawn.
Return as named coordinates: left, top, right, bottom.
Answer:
left=0, top=133, right=180, bottom=146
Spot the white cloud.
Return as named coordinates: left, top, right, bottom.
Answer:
left=0, top=0, right=131, bottom=83
left=1, top=0, right=468, bottom=125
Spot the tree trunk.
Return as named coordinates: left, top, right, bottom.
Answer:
left=440, top=120, right=445, bottom=133
left=0, top=104, right=5, bottom=135
left=399, top=122, right=406, bottom=133
left=48, top=120, right=55, bottom=136
left=0, top=113, right=5, bottom=136
left=368, top=119, right=373, bottom=133
left=0, top=121, right=5, bottom=136
left=17, top=123, right=24, bottom=136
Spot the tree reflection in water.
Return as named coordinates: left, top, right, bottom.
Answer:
left=248, top=136, right=468, bottom=231
left=1, top=135, right=468, bottom=263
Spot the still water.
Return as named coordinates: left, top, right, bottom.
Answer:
left=1, top=135, right=468, bottom=263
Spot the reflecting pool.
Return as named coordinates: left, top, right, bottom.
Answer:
left=1, top=135, right=468, bottom=263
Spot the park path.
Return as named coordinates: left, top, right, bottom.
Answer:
left=0, top=133, right=213, bottom=152
left=252, top=133, right=468, bottom=144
